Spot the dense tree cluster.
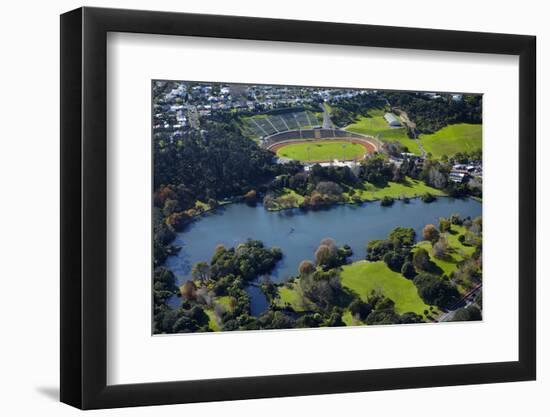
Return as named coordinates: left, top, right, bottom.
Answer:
left=154, top=240, right=283, bottom=334
left=413, top=273, right=459, bottom=307
left=154, top=121, right=277, bottom=199
left=367, top=227, right=417, bottom=273
left=265, top=164, right=359, bottom=210
left=209, top=240, right=283, bottom=283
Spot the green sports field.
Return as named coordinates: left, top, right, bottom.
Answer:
left=341, top=261, right=430, bottom=316
left=276, top=140, right=366, bottom=162
left=419, top=123, right=482, bottom=159
left=344, top=110, right=422, bottom=155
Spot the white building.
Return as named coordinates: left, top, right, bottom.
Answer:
left=384, top=112, right=402, bottom=127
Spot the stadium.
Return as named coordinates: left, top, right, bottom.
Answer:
left=243, top=110, right=380, bottom=163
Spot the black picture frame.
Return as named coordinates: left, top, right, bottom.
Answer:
left=60, top=6, right=536, bottom=410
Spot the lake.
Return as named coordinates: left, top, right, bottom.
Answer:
left=165, top=197, right=481, bottom=314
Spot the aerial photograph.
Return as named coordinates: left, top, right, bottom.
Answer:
left=152, top=81, right=483, bottom=334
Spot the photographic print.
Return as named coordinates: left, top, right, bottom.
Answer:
left=152, top=81, right=483, bottom=334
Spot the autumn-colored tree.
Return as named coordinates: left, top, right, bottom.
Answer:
left=422, top=224, right=440, bottom=243
left=180, top=280, right=197, bottom=300
left=315, top=245, right=332, bottom=267
left=153, top=185, right=177, bottom=207
left=244, top=189, right=257, bottom=206
left=319, top=238, right=337, bottom=255
left=298, top=260, right=316, bottom=276
left=433, top=236, right=449, bottom=260
left=165, top=211, right=191, bottom=231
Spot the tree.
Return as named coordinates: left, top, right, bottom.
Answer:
left=180, top=280, right=197, bottom=300
left=421, top=192, right=437, bottom=203
left=450, top=213, right=462, bottom=225
left=165, top=211, right=191, bottom=231
left=319, top=238, right=338, bottom=255
left=162, top=199, right=179, bottom=216
left=315, top=244, right=333, bottom=267
left=349, top=299, right=372, bottom=320
left=412, top=248, right=431, bottom=272
left=399, top=312, right=424, bottom=324
left=413, top=273, right=459, bottom=307
left=432, top=236, right=449, bottom=259
left=298, top=260, right=316, bottom=276
left=380, top=196, right=394, bottom=206
left=439, top=217, right=451, bottom=233
left=383, top=251, right=405, bottom=272
left=422, top=224, right=440, bottom=242
left=452, top=305, right=481, bottom=322
left=366, top=239, right=393, bottom=261
left=401, top=261, right=417, bottom=279
left=192, top=261, right=211, bottom=284
left=207, top=198, right=218, bottom=209
left=389, top=227, right=416, bottom=249
left=315, top=181, right=343, bottom=197
left=244, top=189, right=257, bottom=206
left=327, top=311, right=345, bottom=327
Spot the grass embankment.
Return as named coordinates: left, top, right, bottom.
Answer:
left=265, top=188, right=305, bottom=211
left=344, top=110, right=422, bottom=155
left=341, top=261, right=430, bottom=316
left=276, top=141, right=366, bottom=162
left=343, top=177, right=445, bottom=202
left=266, top=177, right=446, bottom=212
left=419, top=123, right=482, bottom=159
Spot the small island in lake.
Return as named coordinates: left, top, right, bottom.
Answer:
left=152, top=81, right=483, bottom=334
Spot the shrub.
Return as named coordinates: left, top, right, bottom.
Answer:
left=421, top=192, right=436, bottom=203
left=401, top=261, right=417, bottom=279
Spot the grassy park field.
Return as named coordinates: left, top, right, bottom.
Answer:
left=341, top=261, right=431, bottom=316
left=414, top=224, right=477, bottom=277
left=276, top=140, right=367, bottom=162
left=419, top=123, right=482, bottom=159
left=344, top=110, right=422, bottom=155
left=344, top=177, right=446, bottom=202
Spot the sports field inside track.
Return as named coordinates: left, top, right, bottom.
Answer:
left=275, top=140, right=367, bottom=162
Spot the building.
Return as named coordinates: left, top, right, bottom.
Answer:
left=384, top=112, right=402, bottom=127
left=449, top=171, right=469, bottom=183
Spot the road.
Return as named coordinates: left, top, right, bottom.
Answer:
left=321, top=102, right=335, bottom=129
left=397, top=109, right=426, bottom=157
left=438, top=284, right=482, bottom=322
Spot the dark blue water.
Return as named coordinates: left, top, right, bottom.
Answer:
left=165, top=197, right=481, bottom=313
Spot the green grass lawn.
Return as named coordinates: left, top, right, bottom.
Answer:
left=344, top=110, right=422, bottom=155
left=342, top=310, right=357, bottom=326
left=266, top=188, right=305, bottom=211
left=344, top=177, right=446, bottom=202
left=216, top=295, right=235, bottom=311
left=204, top=309, right=220, bottom=331
left=341, top=261, right=430, bottom=316
left=276, top=141, right=366, bottom=162
left=277, top=284, right=306, bottom=311
left=419, top=123, right=482, bottom=159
